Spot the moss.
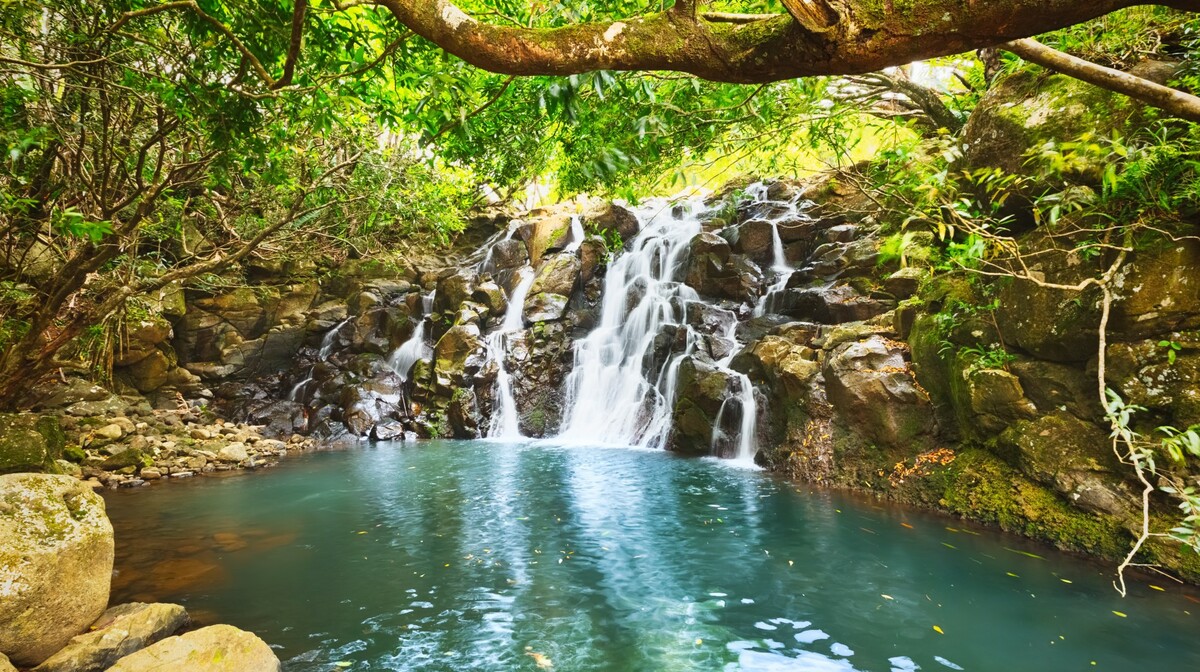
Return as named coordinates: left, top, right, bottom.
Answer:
left=909, top=448, right=1128, bottom=558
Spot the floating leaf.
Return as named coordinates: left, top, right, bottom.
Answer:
left=1006, top=572, right=1019, bottom=578
left=1004, top=547, right=1045, bottom=560
left=1112, top=610, right=1128, bottom=618
left=1150, top=585, right=1165, bottom=592
left=881, top=594, right=894, bottom=600
left=1060, top=578, right=1072, bottom=584
left=334, top=663, right=352, bottom=669
left=933, top=625, right=945, bottom=634
left=942, top=542, right=957, bottom=550
left=901, top=522, right=914, bottom=529
left=526, top=651, right=553, bottom=669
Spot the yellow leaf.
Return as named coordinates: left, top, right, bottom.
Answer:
left=933, top=625, right=944, bottom=634
left=526, top=652, right=553, bottom=669
left=1112, top=610, right=1127, bottom=618
left=1150, top=585, right=1165, bottom=592
left=881, top=594, right=894, bottom=600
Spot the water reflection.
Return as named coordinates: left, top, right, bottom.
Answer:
left=104, top=441, right=1200, bottom=671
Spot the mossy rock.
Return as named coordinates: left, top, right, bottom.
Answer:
left=0, top=414, right=65, bottom=475
left=917, top=448, right=1129, bottom=559
left=959, top=69, right=1136, bottom=184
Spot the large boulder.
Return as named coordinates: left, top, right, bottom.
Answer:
left=0, top=474, right=114, bottom=666
left=823, top=336, right=936, bottom=451
left=107, top=624, right=280, bottom=672
left=530, top=253, right=581, bottom=297
left=32, top=602, right=188, bottom=672
left=0, top=414, right=64, bottom=474
left=581, top=201, right=639, bottom=242
left=959, top=69, right=1136, bottom=183
left=996, top=412, right=1130, bottom=517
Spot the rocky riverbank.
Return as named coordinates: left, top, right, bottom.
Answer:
left=0, top=473, right=281, bottom=671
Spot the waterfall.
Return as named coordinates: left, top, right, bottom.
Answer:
left=289, top=317, right=353, bottom=402
left=748, top=183, right=811, bottom=318
left=555, top=197, right=706, bottom=449
left=485, top=267, right=536, bottom=439
left=562, top=215, right=586, bottom=254
left=389, top=319, right=431, bottom=382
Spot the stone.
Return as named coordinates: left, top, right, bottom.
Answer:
left=0, top=652, right=14, bottom=672
left=100, top=449, right=148, bottom=472
left=472, top=281, right=508, bottom=318
left=106, top=624, right=280, bottom=672
left=953, top=364, right=1039, bottom=435
left=32, top=602, right=188, bottom=672
left=94, top=423, right=125, bottom=441
left=0, top=414, right=64, bottom=474
left=884, top=267, right=924, bottom=299
left=140, top=467, right=162, bottom=480
left=997, top=412, right=1129, bottom=516
left=581, top=201, right=639, bottom=242
left=216, top=443, right=248, bottom=463
left=0, top=474, right=114, bottom=666
left=433, top=271, right=474, bottom=315
left=823, top=336, right=936, bottom=451
left=530, top=253, right=581, bottom=297
left=723, top=218, right=777, bottom=263
left=524, top=293, right=569, bottom=323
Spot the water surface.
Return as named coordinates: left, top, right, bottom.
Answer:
left=104, top=441, right=1198, bottom=671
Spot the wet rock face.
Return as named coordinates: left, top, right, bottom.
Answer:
left=0, top=474, right=114, bottom=667
left=671, top=357, right=739, bottom=456
left=823, top=336, right=937, bottom=451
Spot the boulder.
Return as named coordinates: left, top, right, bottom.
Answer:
left=216, top=443, right=248, bottom=463
left=487, top=238, right=529, bottom=271
left=997, top=412, right=1129, bottom=516
left=581, top=201, right=639, bottom=242
left=32, top=602, right=188, bottom=672
left=433, top=271, right=474, bottom=315
left=106, top=624, right=280, bottom=672
left=0, top=414, right=64, bottom=474
left=123, top=348, right=172, bottom=392
left=0, top=474, right=114, bottom=666
left=530, top=253, right=581, bottom=297
left=525, top=293, right=570, bottom=323
left=722, top=218, right=778, bottom=263
left=823, top=336, right=936, bottom=450
left=0, top=653, right=13, bottom=672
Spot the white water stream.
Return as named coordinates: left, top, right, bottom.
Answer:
left=485, top=268, right=536, bottom=439
left=553, top=196, right=759, bottom=461
left=288, top=317, right=353, bottom=402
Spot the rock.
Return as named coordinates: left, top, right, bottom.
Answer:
left=433, top=324, right=484, bottom=383
left=0, top=653, right=14, bottom=672
left=32, top=602, right=188, bottom=672
left=732, top=336, right=821, bottom=402
left=65, top=397, right=127, bottom=418
left=30, top=379, right=110, bottom=410
left=579, top=236, right=607, bottom=283
left=472, top=281, right=508, bottom=318
left=0, top=474, right=114, bottom=666
left=487, top=239, right=529, bottom=271
left=782, top=282, right=892, bottom=324
left=216, top=443, right=248, bottom=463
left=581, top=201, right=639, bottom=242
left=94, top=423, right=125, bottom=442
left=671, top=357, right=755, bottom=457
left=433, top=271, right=474, bottom=316
left=823, top=336, right=936, bottom=450
left=997, top=412, right=1129, bottom=516
left=54, top=460, right=82, bottom=478
left=959, top=69, right=1137, bottom=187
left=100, top=449, right=148, bottom=472
left=524, top=293, right=569, bottom=323
left=884, top=267, right=924, bottom=299
left=530, top=253, right=581, bottom=297
left=952, top=362, right=1039, bottom=436
left=140, top=467, right=162, bottom=480
left=723, top=218, right=777, bottom=263
left=107, top=624, right=280, bottom=672
left=0, top=414, right=64, bottom=474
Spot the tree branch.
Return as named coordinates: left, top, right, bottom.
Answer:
left=370, top=0, right=1182, bottom=84
left=1004, top=38, right=1200, bottom=123
left=274, top=0, right=309, bottom=89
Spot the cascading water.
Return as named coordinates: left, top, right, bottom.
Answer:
left=388, top=291, right=436, bottom=381
left=288, top=317, right=353, bottom=402
left=748, top=183, right=812, bottom=318
left=484, top=268, right=536, bottom=439
left=556, top=196, right=715, bottom=449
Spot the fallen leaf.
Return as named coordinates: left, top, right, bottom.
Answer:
left=881, top=594, right=894, bottom=600
left=900, top=523, right=914, bottom=529
left=1112, top=610, right=1127, bottom=618
left=933, top=625, right=944, bottom=634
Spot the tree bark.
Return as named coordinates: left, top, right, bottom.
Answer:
left=373, top=0, right=1200, bottom=84
left=1004, top=37, right=1200, bottom=123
